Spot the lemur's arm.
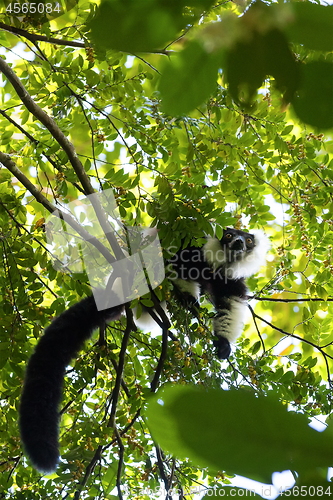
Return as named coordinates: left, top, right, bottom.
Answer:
left=19, top=291, right=123, bottom=473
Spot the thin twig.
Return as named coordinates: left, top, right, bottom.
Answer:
left=150, top=322, right=169, bottom=393
left=114, top=427, right=124, bottom=500
left=252, top=310, right=333, bottom=383
left=253, top=296, right=333, bottom=303
left=248, top=303, right=266, bottom=354
left=155, top=446, right=170, bottom=494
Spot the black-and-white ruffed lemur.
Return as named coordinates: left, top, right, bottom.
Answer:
left=19, top=227, right=270, bottom=473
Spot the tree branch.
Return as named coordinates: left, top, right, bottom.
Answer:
left=108, top=306, right=136, bottom=427
left=253, top=296, right=333, bottom=303
left=150, top=321, right=169, bottom=393
left=0, top=22, right=85, bottom=48
left=0, top=108, right=86, bottom=195
left=102, top=408, right=141, bottom=453
left=0, top=56, right=93, bottom=192
left=0, top=151, right=116, bottom=265
left=252, top=310, right=333, bottom=383
left=155, top=445, right=170, bottom=496
left=248, top=303, right=266, bottom=354
left=77, top=409, right=141, bottom=497
left=0, top=56, right=124, bottom=260
left=114, top=427, right=124, bottom=500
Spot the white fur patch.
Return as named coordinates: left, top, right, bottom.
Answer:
left=134, top=279, right=200, bottom=333
left=174, top=278, right=200, bottom=300
left=221, top=229, right=270, bottom=280
left=213, top=297, right=247, bottom=343
left=110, top=276, right=124, bottom=301
left=203, top=237, right=227, bottom=270
left=134, top=302, right=168, bottom=332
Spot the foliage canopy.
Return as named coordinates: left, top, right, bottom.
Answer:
left=0, top=0, right=332, bottom=498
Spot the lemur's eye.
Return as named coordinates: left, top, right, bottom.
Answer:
left=226, top=233, right=232, bottom=239
left=247, top=238, right=253, bottom=244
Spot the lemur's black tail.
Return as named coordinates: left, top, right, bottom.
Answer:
left=19, top=291, right=123, bottom=473
left=212, top=336, right=231, bottom=359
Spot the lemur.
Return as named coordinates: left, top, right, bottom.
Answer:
left=19, top=227, right=270, bottom=472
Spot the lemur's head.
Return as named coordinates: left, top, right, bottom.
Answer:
left=204, top=227, right=270, bottom=279
left=221, top=228, right=255, bottom=261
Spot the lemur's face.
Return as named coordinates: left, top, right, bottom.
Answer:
left=221, top=228, right=255, bottom=262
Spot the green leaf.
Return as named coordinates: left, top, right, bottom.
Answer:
left=281, top=125, right=294, bottom=136
left=159, top=41, right=220, bottom=116
left=316, top=285, right=328, bottom=301
left=101, top=461, right=118, bottom=495
left=285, top=3, right=333, bottom=52
left=88, top=0, right=213, bottom=53
left=250, top=340, right=261, bottom=355
left=292, top=61, right=333, bottom=130
left=226, top=27, right=299, bottom=105
left=89, top=0, right=169, bottom=52
left=145, top=385, right=333, bottom=481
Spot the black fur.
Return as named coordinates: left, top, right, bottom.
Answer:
left=213, top=336, right=232, bottom=359
left=19, top=291, right=123, bottom=473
